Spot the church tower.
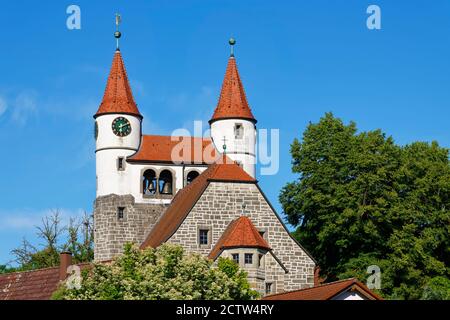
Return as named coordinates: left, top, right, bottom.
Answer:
left=94, top=48, right=142, bottom=197
left=209, top=39, right=257, bottom=178
left=93, top=19, right=165, bottom=262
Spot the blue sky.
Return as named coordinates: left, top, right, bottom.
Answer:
left=0, top=0, right=449, bottom=265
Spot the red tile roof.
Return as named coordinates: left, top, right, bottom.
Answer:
left=209, top=216, right=271, bottom=260
left=140, top=163, right=256, bottom=249
left=0, top=267, right=60, bottom=300
left=94, top=50, right=141, bottom=118
left=128, top=135, right=221, bottom=164
left=210, top=57, right=256, bottom=124
left=263, top=278, right=383, bottom=300
left=0, top=263, right=90, bottom=300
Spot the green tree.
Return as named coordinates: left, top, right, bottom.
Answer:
left=280, top=112, right=450, bottom=299
left=8, top=210, right=94, bottom=271
left=52, top=243, right=259, bottom=300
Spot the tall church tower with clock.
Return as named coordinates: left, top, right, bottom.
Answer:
left=94, top=48, right=142, bottom=197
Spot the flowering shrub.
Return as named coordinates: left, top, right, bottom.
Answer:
left=52, top=243, right=259, bottom=300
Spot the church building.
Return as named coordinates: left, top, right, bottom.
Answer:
left=92, top=34, right=316, bottom=295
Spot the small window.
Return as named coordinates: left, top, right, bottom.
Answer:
left=244, top=253, right=253, bottom=265
left=258, top=254, right=263, bottom=268
left=232, top=253, right=240, bottom=265
left=235, top=160, right=243, bottom=168
left=234, top=123, right=244, bottom=139
left=199, top=229, right=209, bottom=245
left=265, top=282, right=273, bottom=295
left=117, top=157, right=125, bottom=171
left=186, top=171, right=200, bottom=185
left=259, top=231, right=265, bottom=239
left=117, top=207, right=125, bottom=220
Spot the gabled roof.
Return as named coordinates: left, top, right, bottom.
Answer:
left=262, top=278, right=383, bottom=300
left=0, top=263, right=90, bottom=300
left=94, top=50, right=141, bottom=118
left=140, top=163, right=256, bottom=249
left=209, top=57, right=256, bottom=124
left=0, top=267, right=60, bottom=300
left=209, top=216, right=271, bottom=260
left=127, top=135, right=220, bottom=164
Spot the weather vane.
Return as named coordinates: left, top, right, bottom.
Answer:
left=229, top=37, right=236, bottom=57
left=114, top=13, right=122, bottom=50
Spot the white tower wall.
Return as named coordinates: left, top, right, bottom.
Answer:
left=95, top=114, right=142, bottom=197
left=210, top=119, right=256, bottom=178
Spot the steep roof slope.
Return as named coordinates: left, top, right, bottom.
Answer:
left=210, top=56, right=255, bottom=123
left=209, top=216, right=271, bottom=260
left=94, top=50, right=141, bottom=118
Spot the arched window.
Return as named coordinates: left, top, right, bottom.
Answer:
left=142, top=169, right=157, bottom=195
left=159, top=170, right=173, bottom=195
left=186, top=171, right=200, bottom=185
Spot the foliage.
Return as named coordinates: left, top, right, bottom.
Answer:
left=7, top=210, right=94, bottom=271
left=0, top=265, right=19, bottom=274
left=280, top=112, right=450, bottom=299
left=52, top=243, right=259, bottom=300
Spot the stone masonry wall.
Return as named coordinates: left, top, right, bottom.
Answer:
left=94, top=194, right=167, bottom=261
left=166, top=182, right=316, bottom=294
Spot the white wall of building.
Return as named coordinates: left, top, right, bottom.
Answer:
left=95, top=114, right=142, bottom=197
left=210, top=119, right=256, bottom=178
left=332, top=291, right=366, bottom=300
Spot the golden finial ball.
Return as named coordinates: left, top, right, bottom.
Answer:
left=114, top=31, right=122, bottom=39
left=229, top=38, right=236, bottom=46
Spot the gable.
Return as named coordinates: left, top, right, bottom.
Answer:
left=140, top=163, right=256, bottom=249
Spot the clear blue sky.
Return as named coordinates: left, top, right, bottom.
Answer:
left=1, top=0, right=449, bottom=265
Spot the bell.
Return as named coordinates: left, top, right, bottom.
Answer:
left=162, top=182, right=172, bottom=194
left=144, top=182, right=156, bottom=195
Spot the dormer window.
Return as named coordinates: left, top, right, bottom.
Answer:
left=234, top=123, right=244, bottom=139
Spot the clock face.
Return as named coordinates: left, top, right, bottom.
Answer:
left=112, top=117, right=131, bottom=137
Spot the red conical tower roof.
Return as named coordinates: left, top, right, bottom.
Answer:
left=209, top=56, right=256, bottom=124
left=208, top=216, right=270, bottom=260
left=94, top=50, right=142, bottom=118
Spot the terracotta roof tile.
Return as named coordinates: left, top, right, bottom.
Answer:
left=128, top=135, right=220, bottom=164
left=209, top=216, right=271, bottom=260
left=210, top=57, right=256, bottom=124
left=262, top=278, right=383, bottom=300
left=0, top=263, right=90, bottom=300
left=140, top=163, right=256, bottom=249
left=94, top=50, right=141, bottom=118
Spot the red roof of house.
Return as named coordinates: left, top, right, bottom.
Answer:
left=0, top=267, right=60, bottom=300
left=210, top=57, right=256, bottom=124
left=128, top=135, right=221, bottom=164
left=0, top=263, right=90, bottom=300
left=262, top=278, right=383, bottom=300
left=209, top=216, right=271, bottom=260
left=94, top=50, right=141, bottom=118
left=140, top=163, right=256, bottom=249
